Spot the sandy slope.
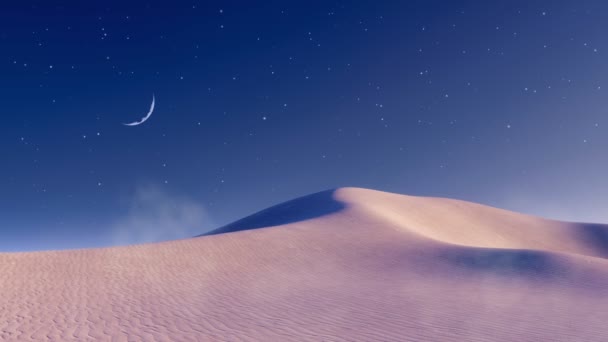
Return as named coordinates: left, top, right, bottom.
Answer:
left=1, top=188, right=608, bottom=341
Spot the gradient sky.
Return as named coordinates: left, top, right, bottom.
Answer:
left=2, top=1, right=607, bottom=251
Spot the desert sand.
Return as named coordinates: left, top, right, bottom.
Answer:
left=1, top=187, right=608, bottom=341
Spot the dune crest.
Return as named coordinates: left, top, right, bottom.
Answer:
left=2, top=187, right=608, bottom=341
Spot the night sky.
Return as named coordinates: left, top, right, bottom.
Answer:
left=2, top=1, right=607, bottom=251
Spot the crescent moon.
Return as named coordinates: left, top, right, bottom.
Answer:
left=123, top=94, right=155, bottom=126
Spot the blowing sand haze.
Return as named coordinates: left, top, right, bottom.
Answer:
left=1, top=188, right=607, bottom=341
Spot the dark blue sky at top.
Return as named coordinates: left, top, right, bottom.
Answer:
left=1, top=1, right=607, bottom=251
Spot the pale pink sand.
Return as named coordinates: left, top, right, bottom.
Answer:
left=1, top=187, right=608, bottom=341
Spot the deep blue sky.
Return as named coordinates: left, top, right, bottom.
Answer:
left=2, top=1, right=607, bottom=251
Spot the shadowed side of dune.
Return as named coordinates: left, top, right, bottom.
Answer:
left=436, top=246, right=557, bottom=277
left=576, top=223, right=608, bottom=258
left=201, top=189, right=346, bottom=236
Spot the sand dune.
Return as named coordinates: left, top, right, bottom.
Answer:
left=1, top=187, right=608, bottom=341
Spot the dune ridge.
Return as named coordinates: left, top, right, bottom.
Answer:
left=1, top=187, right=608, bottom=341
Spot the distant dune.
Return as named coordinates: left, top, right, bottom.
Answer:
left=1, top=187, right=608, bottom=341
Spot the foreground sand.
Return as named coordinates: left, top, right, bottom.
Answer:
left=1, top=187, right=608, bottom=341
